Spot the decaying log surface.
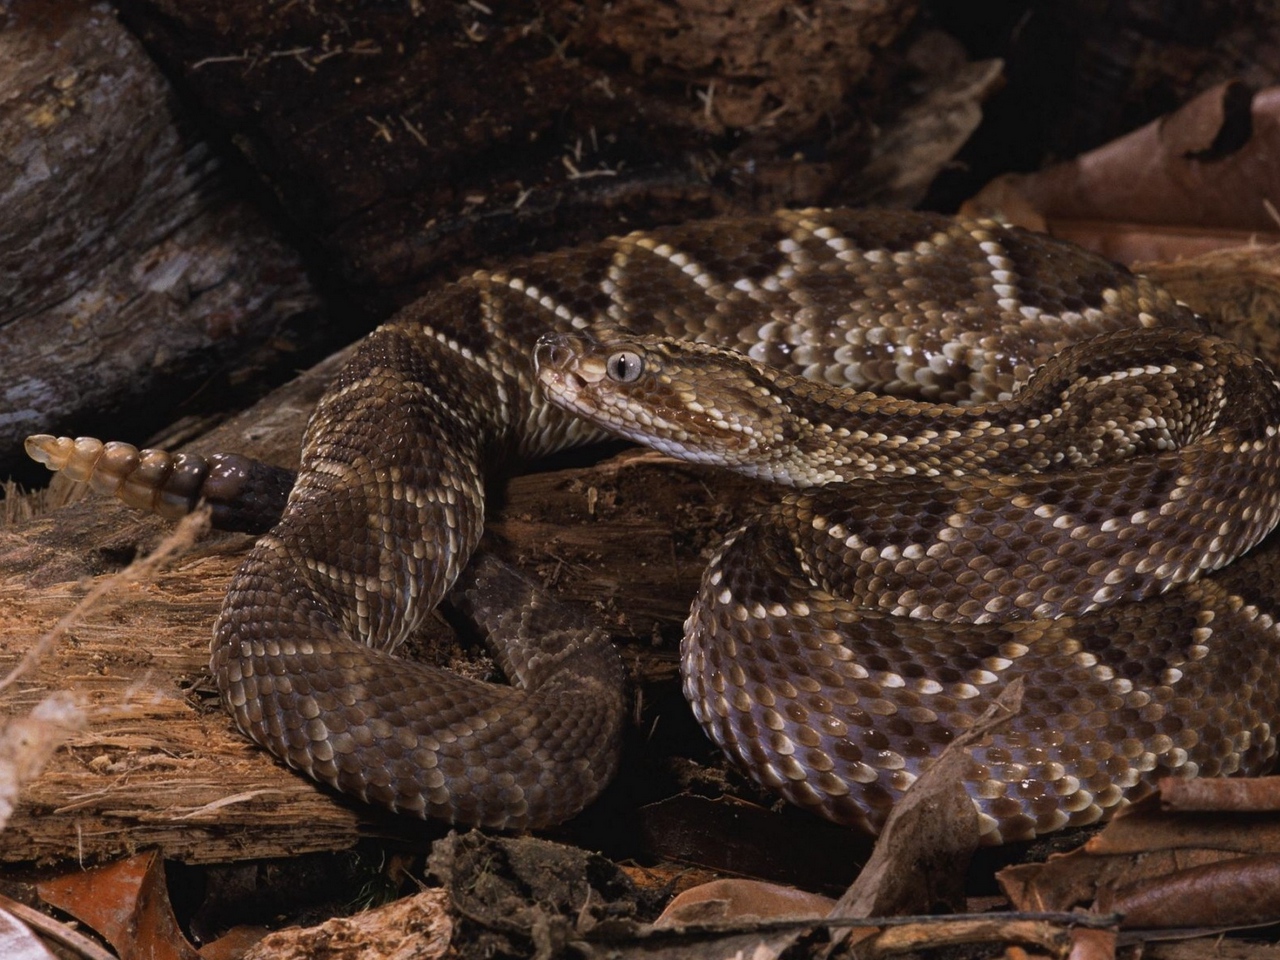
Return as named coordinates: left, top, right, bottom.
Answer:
left=113, top=0, right=920, bottom=307
left=0, top=0, right=323, bottom=483
left=0, top=340, right=764, bottom=865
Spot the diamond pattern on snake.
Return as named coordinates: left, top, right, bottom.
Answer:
left=27, top=209, right=1280, bottom=842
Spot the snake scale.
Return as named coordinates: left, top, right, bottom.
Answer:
left=28, top=208, right=1280, bottom=843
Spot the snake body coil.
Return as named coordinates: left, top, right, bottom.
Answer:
left=27, top=209, right=1280, bottom=841
left=536, top=327, right=1280, bottom=839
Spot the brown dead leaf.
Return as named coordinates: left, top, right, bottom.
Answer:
left=1087, top=809, right=1280, bottom=857
left=1082, top=792, right=1280, bottom=856
left=653, top=879, right=834, bottom=927
left=854, top=915, right=1093, bottom=958
left=1000, top=774, right=1280, bottom=933
left=852, top=32, right=1003, bottom=208
left=998, top=848, right=1124, bottom=914
left=964, top=82, right=1280, bottom=260
left=197, top=925, right=273, bottom=960
left=1068, top=926, right=1117, bottom=960
left=37, top=850, right=199, bottom=960
left=1001, top=846, right=1240, bottom=915
left=1156, top=776, right=1280, bottom=812
left=636, top=793, right=873, bottom=891
left=1053, top=223, right=1268, bottom=268
left=1144, top=939, right=1280, bottom=959
left=1100, top=854, right=1280, bottom=929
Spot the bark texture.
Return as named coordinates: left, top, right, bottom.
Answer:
left=0, top=0, right=323, bottom=482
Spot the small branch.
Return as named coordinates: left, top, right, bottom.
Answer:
left=0, top=892, right=116, bottom=960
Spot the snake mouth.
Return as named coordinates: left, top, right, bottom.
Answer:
left=534, top=334, right=589, bottom=408
left=537, top=370, right=583, bottom=411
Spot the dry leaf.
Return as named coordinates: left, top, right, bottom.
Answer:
left=965, top=82, right=1280, bottom=260
left=1085, top=807, right=1280, bottom=857
left=854, top=915, right=1090, bottom=958
left=1068, top=926, right=1117, bottom=960
left=1000, top=846, right=1239, bottom=916
left=999, top=775, right=1280, bottom=933
left=197, top=925, right=274, bottom=960
left=653, top=879, right=834, bottom=927
left=1100, top=854, right=1280, bottom=929
left=636, top=793, right=872, bottom=891
left=852, top=32, right=1003, bottom=208
left=37, top=850, right=199, bottom=960
left=1156, top=776, right=1280, bottom=812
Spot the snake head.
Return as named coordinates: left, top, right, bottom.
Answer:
left=534, top=332, right=798, bottom=473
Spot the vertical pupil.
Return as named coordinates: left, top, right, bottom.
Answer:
left=610, top=352, right=638, bottom=381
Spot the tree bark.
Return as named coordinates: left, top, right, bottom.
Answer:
left=113, top=0, right=918, bottom=307
left=0, top=0, right=323, bottom=483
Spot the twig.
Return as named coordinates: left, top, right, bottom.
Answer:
left=633, top=910, right=1121, bottom=936
left=0, top=892, right=116, bottom=960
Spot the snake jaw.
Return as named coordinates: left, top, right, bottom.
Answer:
left=536, top=332, right=807, bottom=475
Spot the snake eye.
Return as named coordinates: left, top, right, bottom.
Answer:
left=606, top=350, right=644, bottom=383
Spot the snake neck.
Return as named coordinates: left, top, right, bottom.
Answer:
left=536, top=329, right=1280, bottom=489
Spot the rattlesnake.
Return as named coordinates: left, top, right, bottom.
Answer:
left=27, top=209, right=1280, bottom=842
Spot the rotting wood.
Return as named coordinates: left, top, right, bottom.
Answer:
left=0, top=343, right=760, bottom=865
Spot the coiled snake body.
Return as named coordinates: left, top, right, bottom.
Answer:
left=28, top=209, right=1280, bottom=842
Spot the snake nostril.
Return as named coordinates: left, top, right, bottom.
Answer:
left=535, top=333, right=580, bottom=370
